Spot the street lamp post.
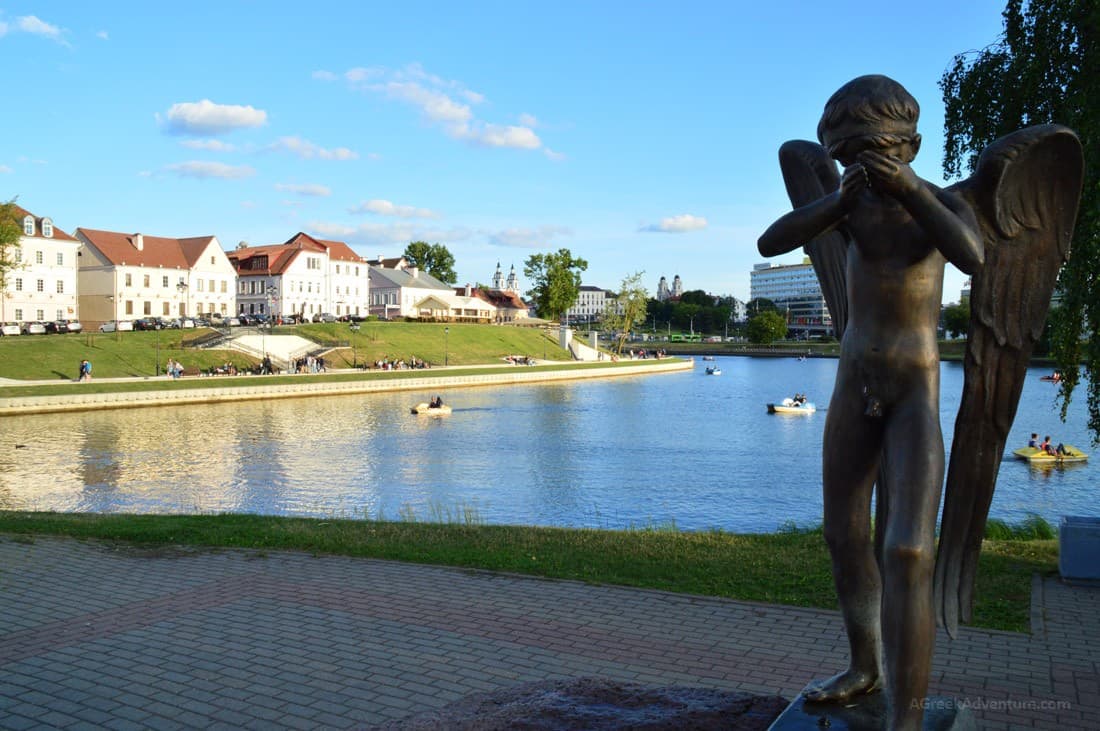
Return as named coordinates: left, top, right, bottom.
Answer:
left=263, top=285, right=278, bottom=366
left=176, top=280, right=188, bottom=317
left=444, top=326, right=449, bottom=366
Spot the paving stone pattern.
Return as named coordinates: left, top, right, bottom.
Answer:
left=0, top=536, right=1096, bottom=730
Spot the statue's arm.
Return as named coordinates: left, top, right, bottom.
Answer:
left=758, top=190, right=849, bottom=257
left=904, top=184, right=984, bottom=275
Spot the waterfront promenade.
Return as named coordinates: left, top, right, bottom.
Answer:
left=0, top=535, right=1096, bottom=730
left=0, top=359, right=691, bottom=416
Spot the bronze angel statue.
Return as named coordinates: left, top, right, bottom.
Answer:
left=758, top=75, right=1083, bottom=730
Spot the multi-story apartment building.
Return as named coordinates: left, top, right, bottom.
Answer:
left=76, top=228, right=237, bottom=324
left=565, top=285, right=614, bottom=325
left=227, top=232, right=369, bottom=320
left=749, top=258, right=832, bottom=334
left=2, top=205, right=81, bottom=325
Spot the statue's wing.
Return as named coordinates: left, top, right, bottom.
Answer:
left=778, top=141, right=850, bottom=338
left=934, top=124, right=1084, bottom=637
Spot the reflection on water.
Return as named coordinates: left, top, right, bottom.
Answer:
left=0, top=358, right=1094, bottom=532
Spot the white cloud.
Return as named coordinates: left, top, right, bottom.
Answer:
left=275, top=183, right=331, bottom=197
left=640, top=214, right=708, bottom=233
left=349, top=199, right=439, bottom=219
left=487, top=225, right=571, bottom=249
left=310, top=220, right=472, bottom=248
left=544, top=148, right=565, bottom=162
left=96, top=30, right=109, bottom=40
left=159, top=100, right=267, bottom=136
left=343, top=64, right=549, bottom=153
left=0, top=165, right=12, bottom=174
left=312, top=70, right=337, bottom=81
left=165, top=161, right=255, bottom=180
left=269, top=136, right=358, bottom=160
left=179, top=139, right=236, bottom=152
left=12, top=15, right=67, bottom=44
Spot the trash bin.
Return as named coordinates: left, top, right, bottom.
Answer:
left=1059, top=516, right=1100, bottom=581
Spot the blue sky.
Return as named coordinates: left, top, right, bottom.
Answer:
left=2, top=1, right=1008, bottom=303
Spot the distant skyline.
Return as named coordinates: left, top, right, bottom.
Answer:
left=3, top=1, right=1007, bottom=303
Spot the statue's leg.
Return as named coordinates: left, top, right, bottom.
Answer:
left=880, top=387, right=944, bottom=731
left=805, top=381, right=884, bottom=702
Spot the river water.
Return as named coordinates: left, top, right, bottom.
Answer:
left=0, top=357, right=1093, bottom=533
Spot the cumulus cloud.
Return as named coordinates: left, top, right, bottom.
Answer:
left=165, top=161, right=255, bottom=180
left=3, top=15, right=68, bottom=44
left=0, top=165, right=12, bottom=174
left=487, top=225, right=572, bottom=249
left=275, top=183, right=331, bottom=197
left=268, top=136, right=358, bottom=160
left=544, top=148, right=565, bottom=162
left=159, top=100, right=267, bottom=136
left=640, top=214, right=708, bottom=233
left=96, top=30, right=109, bottom=40
left=340, top=63, right=547, bottom=153
left=179, top=139, right=237, bottom=152
left=349, top=199, right=439, bottom=219
left=310, top=220, right=473, bottom=249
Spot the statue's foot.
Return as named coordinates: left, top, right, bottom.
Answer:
left=803, top=668, right=881, bottom=703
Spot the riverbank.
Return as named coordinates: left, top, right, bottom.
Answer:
left=0, top=511, right=1055, bottom=632
left=0, top=358, right=692, bottom=416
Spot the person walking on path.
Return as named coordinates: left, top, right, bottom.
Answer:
left=78, top=359, right=92, bottom=382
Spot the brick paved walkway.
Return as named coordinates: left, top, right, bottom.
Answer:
left=0, top=535, right=1096, bottom=730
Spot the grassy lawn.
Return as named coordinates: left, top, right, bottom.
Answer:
left=0, top=511, right=1056, bottom=633
left=0, top=321, right=570, bottom=382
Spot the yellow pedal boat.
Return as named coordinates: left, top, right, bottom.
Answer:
left=1013, top=445, right=1088, bottom=463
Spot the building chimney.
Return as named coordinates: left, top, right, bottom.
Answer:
left=377, top=254, right=384, bottom=264
left=134, top=233, right=144, bottom=251
left=409, top=266, right=419, bottom=278
left=465, top=283, right=472, bottom=297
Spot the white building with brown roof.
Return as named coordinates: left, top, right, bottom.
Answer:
left=76, top=228, right=236, bottom=324
left=2, top=204, right=81, bottom=325
left=227, top=232, right=369, bottom=320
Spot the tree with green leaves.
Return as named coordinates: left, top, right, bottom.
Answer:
left=746, top=310, right=788, bottom=344
left=941, top=0, right=1100, bottom=438
left=942, top=302, right=971, bottom=340
left=403, top=241, right=457, bottom=284
left=0, top=200, right=23, bottom=290
left=601, top=272, right=649, bottom=354
left=523, top=248, right=588, bottom=321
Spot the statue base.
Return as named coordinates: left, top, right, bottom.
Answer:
left=767, top=689, right=975, bottom=730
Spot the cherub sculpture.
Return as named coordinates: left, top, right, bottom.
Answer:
left=758, top=74, right=1083, bottom=730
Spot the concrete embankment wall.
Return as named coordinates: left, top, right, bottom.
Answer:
left=0, top=359, right=693, bottom=416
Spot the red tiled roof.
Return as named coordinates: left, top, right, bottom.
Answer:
left=77, top=228, right=217, bottom=268
left=461, top=287, right=529, bottom=310
left=8, top=203, right=78, bottom=241
left=227, top=232, right=366, bottom=276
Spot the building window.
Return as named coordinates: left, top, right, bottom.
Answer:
left=42, top=219, right=53, bottom=238
left=125, top=301, right=133, bottom=315
left=36, top=309, right=44, bottom=321
left=23, top=216, right=34, bottom=236
left=56, top=252, right=64, bottom=265
left=36, top=279, right=44, bottom=292
left=143, top=274, right=150, bottom=288
left=142, top=302, right=151, bottom=315
left=14, top=278, right=21, bottom=291
left=14, top=309, right=22, bottom=320
left=197, top=279, right=204, bottom=292
left=125, top=273, right=132, bottom=287
left=35, top=251, right=43, bottom=264
left=335, top=264, right=341, bottom=274
left=162, top=276, right=169, bottom=288
left=56, top=281, right=64, bottom=294
left=210, top=255, right=215, bottom=265
left=14, top=248, right=21, bottom=263
left=220, top=280, right=227, bottom=293
left=56, top=309, right=64, bottom=320
left=163, top=302, right=170, bottom=316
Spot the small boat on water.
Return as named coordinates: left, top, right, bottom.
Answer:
left=1013, top=445, right=1087, bottom=463
left=702, top=356, right=715, bottom=361
left=767, top=397, right=816, bottom=414
left=411, top=402, right=452, bottom=415
left=705, top=366, right=722, bottom=375
left=1040, top=372, right=1062, bottom=382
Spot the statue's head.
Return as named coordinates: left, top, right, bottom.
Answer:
left=818, top=75, right=921, bottom=165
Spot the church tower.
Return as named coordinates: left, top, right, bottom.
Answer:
left=657, top=276, right=670, bottom=302
left=672, top=275, right=683, bottom=299
left=505, top=264, right=519, bottom=293
left=491, top=262, right=505, bottom=290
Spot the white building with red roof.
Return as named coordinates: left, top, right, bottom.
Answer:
left=2, top=204, right=81, bottom=325
left=227, top=232, right=369, bottom=320
left=76, top=228, right=236, bottom=325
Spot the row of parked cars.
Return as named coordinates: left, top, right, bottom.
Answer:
left=1, top=319, right=84, bottom=336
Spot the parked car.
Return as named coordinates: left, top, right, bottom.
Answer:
left=1, top=323, right=22, bottom=336
left=65, top=320, right=83, bottom=334
left=133, top=317, right=163, bottom=331
left=225, top=317, right=241, bottom=327
left=192, top=316, right=210, bottom=327
left=312, top=312, right=337, bottom=323
left=20, top=322, right=47, bottom=335
left=279, top=314, right=301, bottom=325
left=44, top=320, right=71, bottom=334
left=99, top=320, right=134, bottom=333
left=238, top=313, right=256, bottom=326
left=177, top=317, right=196, bottom=329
